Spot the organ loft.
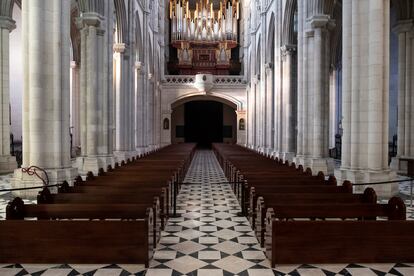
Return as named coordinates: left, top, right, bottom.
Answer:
left=0, top=0, right=413, bottom=275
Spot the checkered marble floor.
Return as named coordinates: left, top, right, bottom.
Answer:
left=1, top=152, right=414, bottom=275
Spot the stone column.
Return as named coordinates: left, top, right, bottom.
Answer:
left=295, top=0, right=306, bottom=161
left=294, top=12, right=334, bottom=175
left=70, top=61, right=81, bottom=156
left=390, top=20, right=414, bottom=174
left=76, top=1, right=115, bottom=174
left=264, top=63, right=274, bottom=154
left=335, top=0, right=397, bottom=197
left=147, top=74, right=155, bottom=149
left=12, top=0, right=77, bottom=198
left=280, top=45, right=297, bottom=161
left=134, top=61, right=146, bottom=155
left=154, top=82, right=162, bottom=149
left=329, top=68, right=338, bottom=149
left=113, top=43, right=136, bottom=162
left=0, top=7, right=17, bottom=173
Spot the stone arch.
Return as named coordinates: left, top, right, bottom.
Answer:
left=391, top=0, right=414, bottom=20
left=114, top=0, right=128, bottom=44
left=170, top=93, right=242, bottom=111
left=282, top=0, right=297, bottom=46
left=267, top=12, right=275, bottom=64
left=330, top=1, right=342, bottom=69
left=70, top=3, right=81, bottom=64
left=135, top=13, right=143, bottom=62
left=256, top=37, right=261, bottom=75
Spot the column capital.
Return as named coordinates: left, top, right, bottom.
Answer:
left=135, top=61, right=143, bottom=71
left=0, top=16, right=16, bottom=31
left=308, top=14, right=335, bottom=30
left=113, top=43, right=127, bottom=53
left=393, top=19, right=414, bottom=34
left=281, top=44, right=297, bottom=55
left=77, top=13, right=103, bottom=29
left=70, top=61, right=79, bottom=69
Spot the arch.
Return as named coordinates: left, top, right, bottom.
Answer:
left=147, top=36, right=154, bottom=73
left=282, top=0, right=297, bottom=46
left=135, top=13, right=143, bottom=62
left=391, top=0, right=414, bottom=21
left=114, top=0, right=128, bottom=44
left=330, top=1, right=342, bottom=69
left=70, top=4, right=81, bottom=64
left=0, top=0, right=14, bottom=17
left=256, top=37, right=261, bottom=75
left=170, top=92, right=242, bottom=111
left=266, top=12, right=275, bottom=64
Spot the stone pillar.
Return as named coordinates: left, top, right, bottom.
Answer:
left=154, top=82, right=162, bottom=149
left=295, top=0, right=305, bottom=160
left=335, top=0, right=397, bottom=197
left=294, top=12, right=334, bottom=175
left=147, top=74, right=155, bottom=149
left=264, top=63, right=274, bottom=154
left=280, top=45, right=297, bottom=161
left=390, top=20, right=414, bottom=174
left=236, top=110, right=247, bottom=146
left=329, top=68, right=338, bottom=149
left=70, top=61, right=81, bottom=156
left=0, top=8, right=17, bottom=173
left=134, top=61, right=146, bottom=155
left=12, top=0, right=77, bottom=198
left=247, top=86, right=254, bottom=149
left=113, top=43, right=136, bottom=162
left=76, top=1, right=115, bottom=174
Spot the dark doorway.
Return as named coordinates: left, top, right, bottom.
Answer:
left=185, top=101, right=223, bottom=148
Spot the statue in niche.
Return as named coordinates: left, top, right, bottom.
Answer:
left=163, top=118, right=170, bottom=130
left=239, top=118, right=245, bottom=131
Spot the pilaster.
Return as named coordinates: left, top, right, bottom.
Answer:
left=390, top=20, right=414, bottom=174
left=294, top=11, right=334, bottom=175
left=75, top=3, right=114, bottom=175
left=0, top=14, right=17, bottom=173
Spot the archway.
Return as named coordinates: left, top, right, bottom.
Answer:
left=171, top=98, right=237, bottom=148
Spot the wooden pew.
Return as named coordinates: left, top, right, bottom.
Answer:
left=0, top=220, right=151, bottom=266
left=266, top=220, right=414, bottom=265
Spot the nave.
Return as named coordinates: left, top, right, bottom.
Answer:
left=1, top=150, right=414, bottom=276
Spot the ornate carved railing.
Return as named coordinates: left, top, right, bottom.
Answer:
left=213, top=76, right=245, bottom=85
left=163, top=75, right=195, bottom=84
left=163, top=75, right=246, bottom=86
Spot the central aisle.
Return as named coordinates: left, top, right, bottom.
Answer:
left=146, top=150, right=274, bottom=276
left=146, top=150, right=414, bottom=276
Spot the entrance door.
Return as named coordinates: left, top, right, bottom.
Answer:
left=184, top=101, right=223, bottom=147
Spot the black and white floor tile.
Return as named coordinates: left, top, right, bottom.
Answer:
left=1, top=152, right=414, bottom=275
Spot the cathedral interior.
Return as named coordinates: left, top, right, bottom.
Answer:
left=0, top=0, right=414, bottom=275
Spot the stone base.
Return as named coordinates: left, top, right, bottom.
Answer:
left=135, top=147, right=148, bottom=157
left=293, top=156, right=335, bottom=175
left=11, top=166, right=78, bottom=199
left=390, top=156, right=413, bottom=175
left=76, top=155, right=115, bottom=175
left=334, top=168, right=398, bottom=198
left=0, top=155, right=17, bottom=173
left=114, top=151, right=138, bottom=163
left=276, top=152, right=296, bottom=163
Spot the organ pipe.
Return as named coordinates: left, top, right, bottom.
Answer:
left=169, top=0, right=239, bottom=42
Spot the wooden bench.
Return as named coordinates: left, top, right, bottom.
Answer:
left=0, top=220, right=151, bottom=265
left=266, top=220, right=414, bottom=265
